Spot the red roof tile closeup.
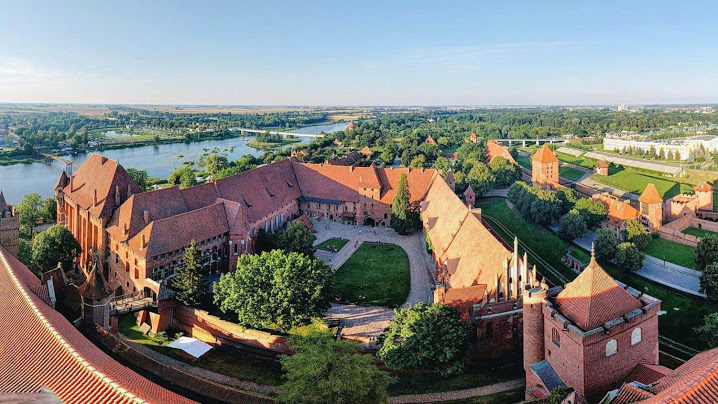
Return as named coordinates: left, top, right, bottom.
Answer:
left=555, top=252, right=642, bottom=331
left=0, top=245, right=196, bottom=404
left=625, top=363, right=672, bottom=385
left=596, top=160, right=609, bottom=169
left=647, top=348, right=718, bottom=403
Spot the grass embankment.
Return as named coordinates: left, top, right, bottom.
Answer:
left=643, top=237, right=697, bottom=269
left=118, top=314, right=283, bottom=386
left=682, top=227, right=718, bottom=239
left=476, top=197, right=717, bottom=349
left=388, top=364, right=524, bottom=396
left=333, top=242, right=410, bottom=307
left=590, top=169, right=694, bottom=199
left=316, top=238, right=349, bottom=251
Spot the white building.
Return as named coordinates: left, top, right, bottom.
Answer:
left=603, top=135, right=718, bottom=161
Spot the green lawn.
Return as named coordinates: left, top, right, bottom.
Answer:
left=388, top=363, right=524, bottom=396
left=682, top=227, right=718, bottom=239
left=644, top=237, right=697, bottom=269
left=118, top=315, right=283, bottom=387
left=556, top=151, right=596, bottom=170
left=476, top=197, right=717, bottom=349
left=590, top=169, right=693, bottom=199
left=516, top=154, right=531, bottom=169
left=316, top=238, right=349, bottom=251
left=333, top=242, right=410, bottom=307
left=559, top=165, right=586, bottom=181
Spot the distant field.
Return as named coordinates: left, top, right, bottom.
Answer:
left=682, top=227, right=718, bottom=239
left=590, top=170, right=693, bottom=199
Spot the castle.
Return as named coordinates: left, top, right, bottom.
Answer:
left=531, top=145, right=560, bottom=187
left=0, top=191, right=19, bottom=257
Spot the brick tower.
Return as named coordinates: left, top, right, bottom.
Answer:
left=694, top=182, right=713, bottom=211
left=79, top=257, right=112, bottom=329
left=531, top=145, right=559, bottom=186
left=463, top=185, right=475, bottom=207
left=0, top=191, right=19, bottom=257
left=638, top=183, right=663, bottom=231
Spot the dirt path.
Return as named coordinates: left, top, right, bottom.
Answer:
left=389, top=378, right=525, bottom=403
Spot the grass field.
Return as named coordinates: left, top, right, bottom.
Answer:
left=559, top=165, right=586, bottom=181
left=556, top=151, right=597, bottom=170
left=516, top=154, right=531, bottom=169
left=476, top=197, right=717, bottom=349
left=333, top=242, right=410, bottom=307
left=316, top=238, right=349, bottom=251
left=643, top=237, right=697, bottom=269
left=590, top=169, right=694, bottom=199
left=682, top=227, right=718, bottom=239
left=118, top=315, right=283, bottom=386
left=388, top=363, right=524, bottom=396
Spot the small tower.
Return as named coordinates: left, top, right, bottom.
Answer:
left=445, top=171, right=456, bottom=191
left=694, top=182, right=714, bottom=211
left=595, top=160, right=609, bottom=176
left=463, top=186, right=476, bottom=207
left=531, top=145, right=559, bottom=186
left=638, top=183, right=663, bottom=230
left=79, top=258, right=112, bottom=329
left=0, top=191, right=19, bottom=257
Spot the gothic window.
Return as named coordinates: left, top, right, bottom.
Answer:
left=233, top=243, right=238, bottom=255
left=552, top=328, right=560, bottom=347
left=606, top=339, right=618, bottom=357
left=631, top=328, right=642, bottom=346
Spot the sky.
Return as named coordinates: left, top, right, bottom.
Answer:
left=1, top=1, right=717, bottom=106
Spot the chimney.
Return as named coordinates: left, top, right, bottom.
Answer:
left=93, top=189, right=98, bottom=206
left=70, top=176, right=74, bottom=191
left=141, top=234, right=146, bottom=248
left=115, top=185, right=121, bottom=205
left=143, top=209, right=149, bottom=225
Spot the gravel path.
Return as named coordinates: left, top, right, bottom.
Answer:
left=389, top=378, right=525, bottom=403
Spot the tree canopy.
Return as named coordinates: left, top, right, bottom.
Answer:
left=622, top=219, right=651, bottom=250
left=573, top=198, right=608, bottom=229
left=278, top=221, right=316, bottom=258
left=558, top=210, right=587, bottom=241
left=30, top=225, right=81, bottom=274
left=173, top=240, right=208, bottom=307
left=696, top=234, right=718, bottom=272
left=16, top=193, right=43, bottom=238
left=595, top=229, right=618, bottom=262
left=390, top=173, right=419, bottom=235
left=616, top=242, right=644, bottom=273
left=700, top=262, right=718, bottom=301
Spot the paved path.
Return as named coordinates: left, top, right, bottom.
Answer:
left=314, top=219, right=436, bottom=342
left=484, top=187, right=510, bottom=198
left=389, top=378, right=525, bottom=404
left=578, top=176, right=639, bottom=200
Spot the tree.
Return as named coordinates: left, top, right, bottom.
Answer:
left=173, top=240, right=208, bottom=307
left=489, top=157, right=520, bottom=187
left=622, top=219, right=651, bottom=250
left=30, top=225, right=81, bottom=274
left=126, top=168, right=151, bottom=192
left=278, top=336, right=393, bottom=404
left=595, top=229, right=618, bottom=262
left=179, top=169, right=197, bottom=189
left=558, top=211, right=587, bottom=241
left=616, top=242, right=644, bottom=273
left=466, top=162, right=495, bottom=196
left=377, top=303, right=470, bottom=377
left=700, top=262, right=718, bottom=300
left=16, top=193, right=43, bottom=238
left=380, top=147, right=395, bottom=165
left=574, top=198, right=608, bottom=228
left=254, top=228, right=278, bottom=253
left=42, top=197, right=57, bottom=223
left=696, top=234, right=718, bottom=272
left=278, top=221, right=316, bottom=258
left=391, top=174, right=419, bottom=235
left=409, top=154, right=426, bottom=169
left=434, top=156, right=451, bottom=174
left=205, top=154, right=229, bottom=177
left=555, top=187, right=578, bottom=216
left=213, top=250, right=333, bottom=331
left=17, top=239, right=34, bottom=270
left=695, top=312, right=718, bottom=349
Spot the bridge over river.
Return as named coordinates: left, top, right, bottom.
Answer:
left=493, top=137, right=567, bottom=147
left=229, top=127, right=325, bottom=138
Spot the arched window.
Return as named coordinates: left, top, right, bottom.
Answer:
left=552, top=328, right=560, bottom=347
left=606, top=339, right=618, bottom=357
left=631, top=328, right=642, bottom=346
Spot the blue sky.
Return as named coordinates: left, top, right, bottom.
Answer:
left=1, top=1, right=717, bottom=105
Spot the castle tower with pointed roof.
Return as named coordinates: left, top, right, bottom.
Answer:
left=79, top=257, right=112, bottom=329
left=531, top=145, right=559, bottom=186
left=0, top=190, right=19, bottom=257
left=463, top=185, right=475, bottom=207
left=523, top=245, right=661, bottom=402
left=638, top=183, right=663, bottom=230
left=694, top=182, right=713, bottom=211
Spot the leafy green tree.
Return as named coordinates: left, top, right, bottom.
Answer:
left=434, top=156, right=451, bottom=175
left=696, top=234, right=718, bottom=272
left=574, top=198, right=608, bottom=228
left=595, top=229, right=619, bottom=262
left=622, top=219, right=651, bottom=250
left=555, top=188, right=578, bottom=215
left=409, top=154, right=426, bottom=169
left=489, top=157, right=520, bottom=187
left=254, top=228, right=278, bottom=253
left=695, top=312, right=718, bottom=348
left=16, top=193, right=43, bottom=238
left=17, top=239, right=34, bottom=270
left=466, top=162, right=495, bottom=196
left=418, top=143, right=440, bottom=161
left=558, top=211, right=587, bottom=241
left=380, top=147, right=395, bottom=165
left=278, top=336, right=393, bottom=404
left=173, top=240, right=208, bottom=307
left=127, top=168, right=151, bottom=192
left=179, top=169, right=197, bottom=189
left=205, top=154, right=229, bottom=176
left=391, top=174, right=419, bottom=235
left=700, top=262, right=718, bottom=300
left=616, top=242, right=644, bottom=273
left=30, top=225, right=81, bottom=274
left=42, top=197, right=57, bottom=223
left=378, top=303, right=470, bottom=377
left=278, top=221, right=316, bottom=258
left=213, top=250, right=333, bottom=331
left=168, top=166, right=193, bottom=185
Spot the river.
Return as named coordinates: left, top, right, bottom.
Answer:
left=0, top=122, right=349, bottom=204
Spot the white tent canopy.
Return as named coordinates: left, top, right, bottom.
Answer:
left=167, top=336, right=213, bottom=358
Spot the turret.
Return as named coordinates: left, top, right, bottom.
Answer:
left=638, top=183, right=663, bottom=230
left=523, top=287, right=548, bottom=377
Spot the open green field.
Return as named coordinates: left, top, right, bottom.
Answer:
left=118, top=314, right=283, bottom=387
left=556, top=151, right=596, bottom=169
left=476, top=197, right=717, bottom=349
left=516, top=154, right=531, bottom=169
left=333, top=242, right=410, bottom=307
left=559, top=165, right=586, bottom=181
left=682, top=227, right=718, bottom=239
left=590, top=169, right=694, bottom=199
left=316, top=238, right=349, bottom=251
left=644, top=237, right=697, bottom=269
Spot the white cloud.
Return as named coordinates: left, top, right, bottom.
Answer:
left=0, top=58, right=60, bottom=83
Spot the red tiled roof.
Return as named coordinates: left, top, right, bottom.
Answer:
left=593, top=193, right=641, bottom=222
left=54, top=170, right=69, bottom=191
left=639, top=184, right=663, bottom=205
left=647, top=348, right=718, bottom=403
left=612, top=383, right=656, bottom=404
left=442, top=285, right=486, bottom=305
left=359, top=146, right=372, bottom=157
left=596, top=160, right=609, bottom=169
left=0, top=191, right=7, bottom=212
left=425, top=136, right=437, bottom=145
left=463, top=186, right=475, bottom=197
left=0, top=245, right=196, bottom=404
left=78, top=265, right=112, bottom=300
left=625, top=363, right=672, bottom=385
left=531, top=145, right=559, bottom=163
left=555, top=255, right=642, bottom=331
left=486, top=140, right=517, bottom=165
left=292, top=213, right=314, bottom=232
left=695, top=182, right=713, bottom=193
left=61, top=154, right=141, bottom=219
